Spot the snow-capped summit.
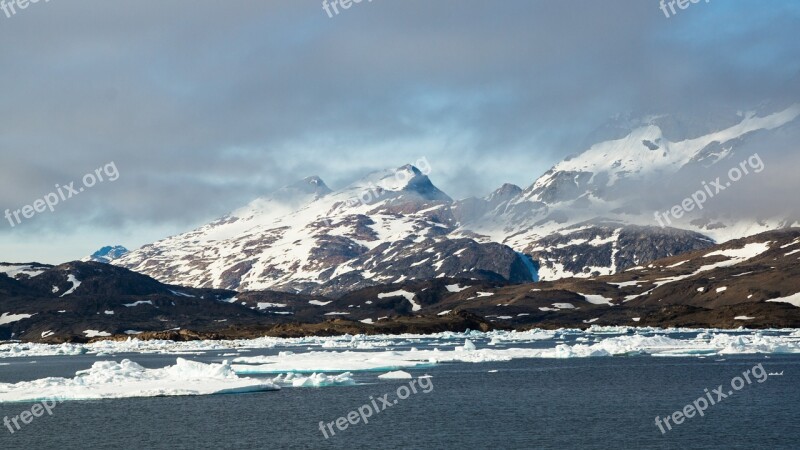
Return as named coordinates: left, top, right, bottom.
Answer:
left=115, top=163, right=529, bottom=294
left=521, top=104, right=800, bottom=206
left=83, top=246, right=129, bottom=264
left=340, top=164, right=451, bottom=204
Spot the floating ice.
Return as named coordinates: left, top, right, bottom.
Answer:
left=461, top=339, right=477, bottom=351
left=272, top=372, right=355, bottom=387
left=0, top=358, right=278, bottom=403
left=378, top=370, right=412, bottom=379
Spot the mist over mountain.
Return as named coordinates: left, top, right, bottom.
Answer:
left=102, top=104, right=799, bottom=292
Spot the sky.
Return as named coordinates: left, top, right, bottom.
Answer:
left=0, top=0, right=798, bottom=263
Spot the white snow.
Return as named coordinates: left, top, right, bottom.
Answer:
left=257, top=302, right=287, bottom=310
left=578, top=293, right=614, bottom=306
left=308, top=300, right=332, bottom=306
left=766, top=293, right=800, bottom=308
left=445, top=284, right=469, bottom=293
left=169, top=290, right=196, bottom=298
left=378, top=289, right=421, bottom=312
left=0, top=313, right=33, bottom=325
left=716, top=287, right=728, bottom=293
left=734, top=316, right=755, bottom=320
left=123, top=301, right=154, bottom=307
left=60, top=274, right=82, bottom=297
left=0, top=264, right=46, bottom=280
left=704, top=242, right=771, bottom=261
left=83, top=330, right=111, bottom=338
left=666, top=260, right=688, bottom=268
left=608, top=281, right=641, bottom=288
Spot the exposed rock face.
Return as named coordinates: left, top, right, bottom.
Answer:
left=526, top=221, right=715, bottom=279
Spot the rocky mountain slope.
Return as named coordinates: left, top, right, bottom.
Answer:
left=3, top=228, right=800, bottom=342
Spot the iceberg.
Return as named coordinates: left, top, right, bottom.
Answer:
left=378, top=370, right=413, bottom=379
left=273, top=372, right=355, bottom=387
left=0, top=358, right=279, bottom=403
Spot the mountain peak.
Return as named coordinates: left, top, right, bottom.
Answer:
left=83, top=245, right=129, bottom=263
left=344, top=164, right=451, bottom=203
left=287, top=176, right=332, bottom=196
left=488, top=183, right=523, bottom=200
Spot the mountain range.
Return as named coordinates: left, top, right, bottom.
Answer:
left=111, top=104, right=800, bottom=295
left=2, top=227, right=799, bottom=342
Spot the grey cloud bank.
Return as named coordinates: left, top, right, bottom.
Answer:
left=0, top=0, right=798, bottom=263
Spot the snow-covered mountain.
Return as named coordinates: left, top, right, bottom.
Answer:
left=115, top=104, right=800, bottom=291
left=451, top=104, right=800, bottom=278
left=116, top=166, right=535, bottom=295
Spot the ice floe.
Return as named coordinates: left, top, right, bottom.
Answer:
left=378, top=370, right=413, bottom=379
left=3, top=329, right=800, bottom=369
left=272, top=372, right=355, bottom=387
left=0, top=358, right=278, bottom=403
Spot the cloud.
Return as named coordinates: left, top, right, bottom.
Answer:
left=0, top=0, right=797, bottom=262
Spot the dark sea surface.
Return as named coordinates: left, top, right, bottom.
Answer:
left=0, top=350, right=798, bottom=450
